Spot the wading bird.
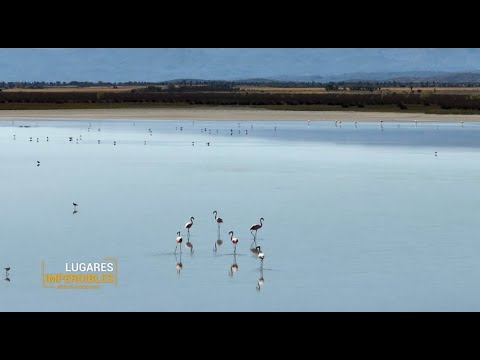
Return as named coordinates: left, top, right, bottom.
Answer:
left=213, top=211, right=223, bottom=231
left=229, top=231, right=239, bottom=254
left=175, top=231, right=183, bottom=253
left=185, top=217, right=194, bottom=235
left=256, top=246, right=265, bottom=262
left=250, top=217, right=264, bottom=241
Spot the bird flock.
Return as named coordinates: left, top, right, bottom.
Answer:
left=173, top=211, right=266, bottom=288
left=175, top=212, right=265, bottom=261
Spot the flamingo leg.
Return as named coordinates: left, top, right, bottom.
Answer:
left=175, top=245, right=177, bottom=253
left=234, top=244, right=236, bottom=255
left=213, top=241, right=217, bottom=252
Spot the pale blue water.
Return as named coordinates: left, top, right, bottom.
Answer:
left=1, top=118, right=479, bottom=311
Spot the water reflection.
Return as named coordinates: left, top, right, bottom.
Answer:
left=175, top=252, right=183, bottom=275
left=229, top=253, right=239, bottom=277
left=256, top=266, right=264, bottom=291
left=185, top=234, right=194, bottom=253
left=213, top=239, right=223, bottom=252
left=4, top=267, right=10, bottom=282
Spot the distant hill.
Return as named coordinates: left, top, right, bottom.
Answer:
left=281, top=71, right=480, bottom=84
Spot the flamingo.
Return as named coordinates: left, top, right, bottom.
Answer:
left=185, top=216, right=194, bottom=235
left=250, top=217, right=264, bottom=241
left=229, top=231, right=239, bottom=254
left=175, top=231, right=183, bottom=253
left=256, top=246, right=265, bottom=261
left=213, top=210, right=223, bottom=238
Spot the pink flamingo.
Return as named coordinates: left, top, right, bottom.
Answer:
left=185, top=216, right=194, bottom=235
left=229, top=231, right=239, bottom=254
left=249, top=217, right=264, bottom=241
left=175, top=231, right=182, bottom=253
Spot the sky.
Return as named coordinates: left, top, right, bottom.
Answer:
left=0, top=48, right=479, bottom=82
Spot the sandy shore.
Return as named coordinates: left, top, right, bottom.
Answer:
left=0, top=107, right=479, bottom=122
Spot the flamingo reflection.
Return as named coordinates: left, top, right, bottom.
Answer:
left=229, top=253, right=239, bottom=277
left=256, top=266, right=264, bottom=291
left=185, top=234, right=194, bottom=253
left=175, top=252, right=183, bottom=275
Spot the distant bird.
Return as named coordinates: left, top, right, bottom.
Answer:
left=4, top=267, right=10, bottom=272
left=175, top=231, right=183, bottom=253
left=229, top=231, right=239, bottom=254
left=213, top=211, right=223, bottom=229
left=73, top=202, right=78, bottom=207
left=256, top=246, right=265, bottom=261
left=37, top=161, right=40, bottom=166
left=250, top=217, right=264, bottom=239
left=435, top=151, right=437, bottom=157
left=185, top=216, right=194, bottom=235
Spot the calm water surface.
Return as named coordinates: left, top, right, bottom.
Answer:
left=0, top=118, right=479, bottom=311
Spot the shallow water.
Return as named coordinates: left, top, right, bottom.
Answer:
left=1, top=118, right=480, bottom=311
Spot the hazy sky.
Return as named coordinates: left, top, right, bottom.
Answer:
left=0, top=48, right=479, bottom=81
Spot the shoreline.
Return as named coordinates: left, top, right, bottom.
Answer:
left=0, top=107, right=480, bottom=122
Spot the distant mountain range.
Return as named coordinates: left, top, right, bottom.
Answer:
left=166, top=72, right=480, bottom=84
left=255, top=71, right=480, bottom=84
left=2, top=49, right=480, bottom=82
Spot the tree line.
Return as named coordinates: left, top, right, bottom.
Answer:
left=1, top=91, right=480, bottom=110
left=3, top=80, right=480, bottom=90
